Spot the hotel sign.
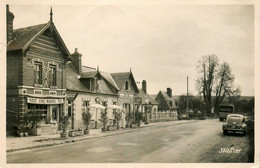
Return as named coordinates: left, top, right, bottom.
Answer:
left=27, top=97, right=64, bottom=104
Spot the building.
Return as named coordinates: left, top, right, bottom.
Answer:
left=136, top=80, right=159, bottom=120
left=66, top=49, right=120, bottom=129
left=6, top=6, right=71, bottom=134
left=110, top=71, right=140, bottom=124
left=155, top=88, right=178, bottom=116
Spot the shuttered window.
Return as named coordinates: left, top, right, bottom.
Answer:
left=34, top=62, right=42, bottom=84
left=49, top=65, right=57, bottom=86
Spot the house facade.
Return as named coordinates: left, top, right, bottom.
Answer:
left=155, top=88, right=178, bottom=117
left=66, top=49, right=120, bottom=129
left=110, top=71, right=140, bottom=125
left=137, top=80, right=159, bottom=120
left=6, top=6, right=70, bottom=134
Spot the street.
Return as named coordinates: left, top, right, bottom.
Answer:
left=7, top=119, right=249, bottom=163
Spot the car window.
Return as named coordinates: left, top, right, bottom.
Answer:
left=227, top=116, right=242, bottom=124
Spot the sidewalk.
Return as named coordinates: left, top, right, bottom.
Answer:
left=6, top=120, right=197, bottom=153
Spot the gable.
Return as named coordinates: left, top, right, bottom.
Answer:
left=26, top=30, right=64, bottom=61
left=111, top=72, right=139, bottom=93
left=7, top=21, right=70, bottom=60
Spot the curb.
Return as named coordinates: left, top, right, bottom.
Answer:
left=6, top=120, right=197, bottom=153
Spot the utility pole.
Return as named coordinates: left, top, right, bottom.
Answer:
left=186, top=76, right=189, bottom=113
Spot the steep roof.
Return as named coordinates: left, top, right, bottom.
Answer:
left=8, top=23, right=48, bottom=50
left=7, top=21, right=70, bottom=59
left=156, top=91, right=177, bottom=109
left=111, top=72, right=139, bottom=93
left=111, top=72, right=131, bottom=89
left=137, top=89, right=159, bottom=105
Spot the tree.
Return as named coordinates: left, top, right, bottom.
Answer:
left=213, top=62, right=240, bottom=114
left=196, top=54, right=219, bottom=114
left=176, top=94, right=205, bottom=114
left=196, top=55, right=240, bottom=115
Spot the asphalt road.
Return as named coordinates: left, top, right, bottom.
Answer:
left=7, top=119, right=249, bottom=163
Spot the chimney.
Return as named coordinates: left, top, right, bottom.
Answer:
left=6, top=5, right=14, bottom=44
left=71, top=48, right=82, bottom=74
left=142, top=80, right=147, bottom=93
left=167, top=88, right=172, bottom=98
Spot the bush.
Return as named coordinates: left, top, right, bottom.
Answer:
left=82, top=110, right=92, bottom=130
left=59, top=114, right=70, bottom=133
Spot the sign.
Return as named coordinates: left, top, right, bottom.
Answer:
left=27, top=97, right=64, bottom=104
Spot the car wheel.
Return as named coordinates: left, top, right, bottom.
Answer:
left=223, top=130, right=227, bottom=135
left=219, top=118, right=222, bottom=121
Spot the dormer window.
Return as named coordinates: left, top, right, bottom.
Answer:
left=90, top=79, right=95, bottom=91
left=125, top=81, right=129, bottom=90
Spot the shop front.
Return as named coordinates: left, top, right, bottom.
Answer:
left=27, top=97, right=65, bottom=125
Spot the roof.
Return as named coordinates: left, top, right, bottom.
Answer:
left=137, top=89, right=159, bottom=105
left=100, top=71, right=120, bottom=91
left=111, top=72, right=131, bottom=89
left=157, top=91, right=177, bottom=109
left=111, top=72, right=139, bottom=92
left=81, top=71, right=98, bottom=78
left=8, top=23, right=48, bottom=51
left=81, top=66, right=119, bottom=91
left=66, top=64, right=91, bottom=93
left=7, top=21, right=70, bottom=58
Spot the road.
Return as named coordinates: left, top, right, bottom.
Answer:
left=7, top=119, right=249, bottom=163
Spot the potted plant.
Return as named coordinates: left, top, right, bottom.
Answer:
left=135, top=111, right=142, bottom=127
left=68, top=129, right=77, bottom=137
left=101, top=110, right=108, bottom=132
left=28, top=108, right=42, bottom=136
left=82, top=109, right=92, bottom=135
left=59, top=113, right=70, bottom=138
left=126, top=112, right=133, bottom=128
left=115, top=111, right=122, bottom=129
left=77, top=128, right=84, bottom=136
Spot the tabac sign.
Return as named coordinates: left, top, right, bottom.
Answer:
left=27, top=97, right=64, bottom=104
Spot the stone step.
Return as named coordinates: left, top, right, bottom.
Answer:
left=40, top=124, right=58, bottom=134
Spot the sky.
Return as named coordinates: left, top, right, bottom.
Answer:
left=8, top=3, right=255, bottom=96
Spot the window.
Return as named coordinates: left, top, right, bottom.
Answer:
left=49, top=65, right=57, bottom=86
left=68, top=100, right=72, bottom=118
left=83, top=100, right=90, bottom=113
left=125, top=81, right=129, bottom=90
left=34, top=62, right=42, bottom=84
left=102, top=101, right=107, bottom=107
left=90, top=79, right=95, bottom=91
left=28, top=104, right=47, bottom=122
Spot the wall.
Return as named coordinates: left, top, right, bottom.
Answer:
left=72, top=92, right=118, bottom=129
left=24, top=34, right=65, bottom=89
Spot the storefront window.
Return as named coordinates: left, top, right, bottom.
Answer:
left=28, top=104, right=47, bottom=122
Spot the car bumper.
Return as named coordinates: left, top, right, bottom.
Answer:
left=223, top=128, right=245, bottom=132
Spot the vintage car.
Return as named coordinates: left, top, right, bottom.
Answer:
left=222, top=114, right=247, bottom=135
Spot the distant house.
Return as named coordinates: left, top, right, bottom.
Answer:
left=136, top=80, right=159, bottom=114
left=6, top=6, right=70, bottom=134
left=155, top=88, right=178, bottom=114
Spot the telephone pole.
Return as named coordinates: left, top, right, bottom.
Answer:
left=186, top=76, right=189, bottom=113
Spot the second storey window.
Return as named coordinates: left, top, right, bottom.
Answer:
left=49, top=65, right=57, bottom=86
left=34, top=62, right=42, bottom=85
